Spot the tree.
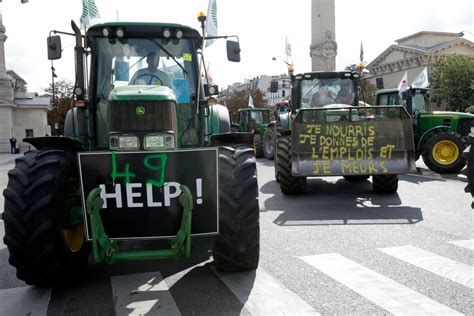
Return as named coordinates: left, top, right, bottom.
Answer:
left=41, top=79, right=74, bottom=135
left=223, top=89, right=266, bottom=122
left=431, top=55, right=474, bottom=112
left=359, top=79, right=377, bottom=104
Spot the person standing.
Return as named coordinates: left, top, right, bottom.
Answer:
left=10, top=136, right=17, bottom=154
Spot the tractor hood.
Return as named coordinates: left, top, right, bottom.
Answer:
left=425, top=111, right=474, bottom=119
left=108, top=85, right=177, bottom=103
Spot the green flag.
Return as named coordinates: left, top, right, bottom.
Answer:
left=80, top=0, right=101, bottom=28
left=411, top=67, right=429, bottom=89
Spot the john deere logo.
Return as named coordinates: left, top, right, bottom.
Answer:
left=136, top=106, right=145, bottom=115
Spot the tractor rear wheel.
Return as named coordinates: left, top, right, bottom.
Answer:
left=343, top=175, right=370, bottom=182
left=422, top=132, right=465, bottom=174
left=372, top=174, right=399, bottom=193
left=462, top=131, right=474, bottom=208
left=214, top=145, right=259, bottom=271
left=263, top=130, right=274, bottom=160
left=276, top=135, right=307, bottom=194
left=2, top=149, right=89, bottom=285
left=253, top=134, right=264, bottom=158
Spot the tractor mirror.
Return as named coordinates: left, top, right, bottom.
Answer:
left=269, top=80, right=278, bottom=93
left=114, top=60, right=130, bottom=81
left=226, top=40, right=241, bottom=62
left=47, top=35, right=62, bottom=60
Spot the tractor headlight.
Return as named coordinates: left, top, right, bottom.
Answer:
left=144, top=133, right=175, bottom=150
left=109, top=134, right=140, bottom=150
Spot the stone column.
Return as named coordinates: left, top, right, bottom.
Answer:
left=0, top=6, right=14, bottom=101
left=309, top=0, right=337, bottom=71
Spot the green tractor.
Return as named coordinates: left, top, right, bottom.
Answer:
left=271, top=71, right=416, bottom=194
left=235, top=107, right=270, bottom=158
left=2, top=15, right=260, bottom=285
left=263, top=101, right=290, bottom=160
left=373, top=88, right=474, bottom=173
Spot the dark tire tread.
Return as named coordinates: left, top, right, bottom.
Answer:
left=214, top=145, right=260, bottom=272
left=276, top=136, right=307, bottom=194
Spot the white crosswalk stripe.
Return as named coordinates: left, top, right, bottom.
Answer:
left=379, top=245, right=474, bottom=289
left=300, top=253, right=462, bottom=315
left=448, top=239, right=474, bottom=251
left=212, top=267, right=320, bottom=315
left=0, top=286, right=51, bottom=316
left=111, top=272, right=181, bottom=316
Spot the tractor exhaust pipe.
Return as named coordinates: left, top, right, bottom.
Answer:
left=71, top=20, right=85, bottom=100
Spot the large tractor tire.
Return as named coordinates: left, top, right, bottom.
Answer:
left=253, top=134, right=264, bottom=158
left=372, top=174, right=399, bottom=194
left=276, top=135, right=307, bottom=194
left=2, top=149, right=90, bottom=285
left=263, top=130, right=275, bottom=160
left=422, top=132, right=465, bottom=174
left=462, top=131, right=474, bottom=208
left=343, top=175, right=370, bottom=182
left=214, top=145, right=260, bottom=271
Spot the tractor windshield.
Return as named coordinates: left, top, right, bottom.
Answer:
left=250, top=111, right=270, bottom=124
left=95, top=37, right=197, bottom=100
left=300, top=78, right=355, bottom=108
left=94, top=37, right=199, bottom=148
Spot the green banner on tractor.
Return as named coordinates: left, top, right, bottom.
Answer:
left=291, top=106, right=416, bottom=176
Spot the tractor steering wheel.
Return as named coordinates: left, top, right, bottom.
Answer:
left=132, top=73, right=163, bottom=85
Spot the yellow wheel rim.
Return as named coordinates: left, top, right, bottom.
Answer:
left=63, top=225, right=85, bottom=253
left=62, top=177, right=85, bottom=253
left=432, top=140, right=459, bottom=165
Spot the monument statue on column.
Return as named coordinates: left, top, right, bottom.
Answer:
left=310, top=0, right=337, bottom=71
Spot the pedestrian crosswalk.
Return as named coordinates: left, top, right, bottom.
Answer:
left=0, top=239, right=472, bottom=315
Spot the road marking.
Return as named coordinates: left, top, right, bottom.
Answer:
left=0, top=286, right=51, bottom=316
left=300, top=253, right=461, bottom=315
left=380, top=245, right=474, bottom=289
left=448, top=239, right=474, bottom=251
left=212, top=267, right=320, bottom=315
left=111, top=272, right=181, bottom=316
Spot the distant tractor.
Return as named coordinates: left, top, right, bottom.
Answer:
left=374, top=88, right=474, bottom=174
left=263, top=101, right=290, bottom=160
left=235, top=108, right=270, bottom=158
left=2, top=15, right=260, bottom=285
left=271, top=71, right=416, bottom=194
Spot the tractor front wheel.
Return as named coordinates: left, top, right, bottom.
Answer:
left=263, top=130, right=275, bottom=160
left=276, top=135, right=307, bottom=194
left=214, top=145, right=260, bottom=271
left=372, top=174, right=399, bottom=193
left=2, top=149, right=89, bottom=285
left=253, top=134, right=264, bottom=158
left=343, top=175, right=370, bottom=182
left=422, top=132, right=465, bottom=174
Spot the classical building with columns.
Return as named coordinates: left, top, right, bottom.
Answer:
left=366, top=31, right=474, bottom=108
left=0, top=9, right=50, bottom=153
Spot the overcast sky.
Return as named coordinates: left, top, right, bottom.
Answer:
left=1, top=0, right=472, bottom=93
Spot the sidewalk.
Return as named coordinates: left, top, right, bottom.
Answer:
left=0, top=153, right=20, bottom=166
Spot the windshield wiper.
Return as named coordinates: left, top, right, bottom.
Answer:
left=304, top=81, right=321, bottom=96
left=146, top=36, right=188, bottom=75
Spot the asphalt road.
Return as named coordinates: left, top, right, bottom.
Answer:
left=0, top=158, right=472, bottom=315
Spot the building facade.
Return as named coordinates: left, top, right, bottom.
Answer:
left=0, top=12, right=50, bottom=153
left=366, top=31, right=474, bottom=108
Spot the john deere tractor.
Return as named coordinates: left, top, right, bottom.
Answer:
left=374, top=88, right=474, bottom=174
left=235, top=108, right=270, bottom=158
left=2, top=15, right=260, bottom=285
left=271, top=71, right=416, bottom=194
